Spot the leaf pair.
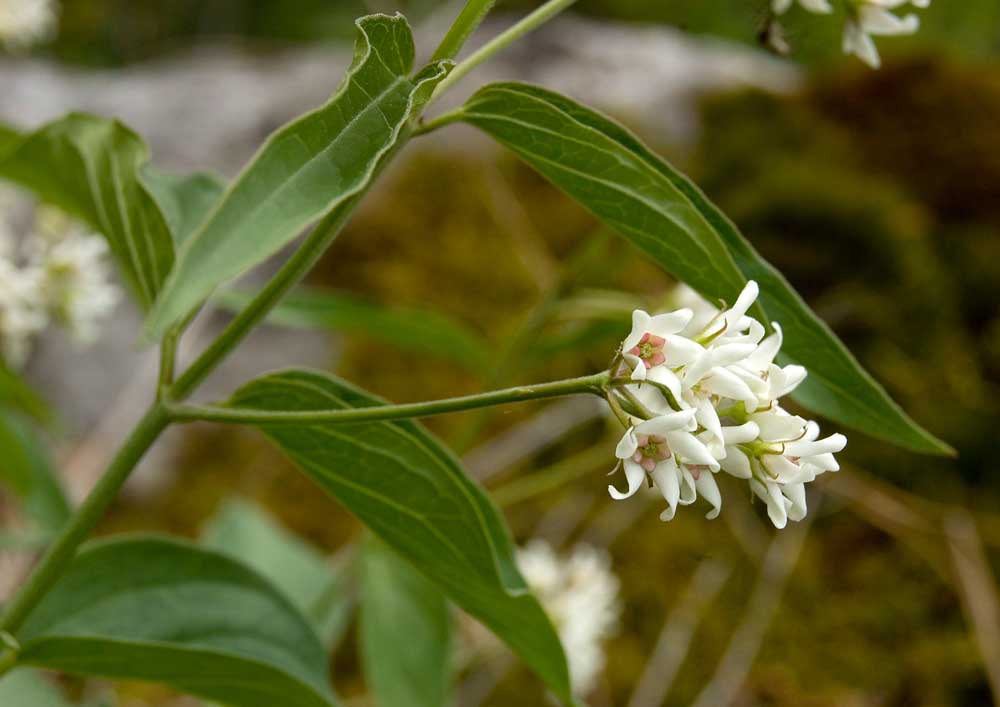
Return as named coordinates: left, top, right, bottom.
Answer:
left=0, top=14, right=450, bottom=345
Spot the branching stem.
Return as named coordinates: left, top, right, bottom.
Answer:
left=167, top=372, right=610, bottom=426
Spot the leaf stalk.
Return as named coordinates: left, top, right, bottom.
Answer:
left=167, top=372, right=610, bottom=426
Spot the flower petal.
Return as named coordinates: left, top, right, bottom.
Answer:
left=667, top=430, right=719, bottom=470
left=720, top=446, right=752, bottom=478
left=722, top=421, right=760, bottom=444
left=696, top=471, right=722, bottom=519
left=752, top=410, right=807, bottom=441
left=651, top=457, right=680, bottom=520
left=724, top=281, right=759, bottom=329
left=663, top=335, right=704, bottom=366
left=784, top=433, right=847, bottom=458
left=623, top=310, right=652, bottom=351
left=648, top=309, right=694, bottom=336
left=615, top=427, right=638, bottom=460
left=785, top=483, right=808, bottom=522
left=635, top=409, right=698, bottom=436
left=608, top=459, right=646, bottom=500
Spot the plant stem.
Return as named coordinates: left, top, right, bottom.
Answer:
left=0, top=404, right=169, bottom=635
left=432, top=0, right=498, bottom=62
left=412, top=108, right=465, bottom=136
left=157, top=329, right=179, bottom=394
left=426, top=0, right=580, bottom=106
left=167, top=372, right=610, bottom=426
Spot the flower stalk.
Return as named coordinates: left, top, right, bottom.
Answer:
left=167, top=372, right=611, bottom=426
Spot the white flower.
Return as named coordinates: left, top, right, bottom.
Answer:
left=608, top=280, right=847, bottom=528
left=31, top=217, right=120, bottom=343
left=0, top=0, right=57, bottom=51
left=842, top=0, right=929, bottom=68
left=621, top=308, right=693, bottom=381
left=517, top=541, right=621, bottom=696
left=0, top=201, right=119, bottom=366
left=0, top=255, right=46, bottom=366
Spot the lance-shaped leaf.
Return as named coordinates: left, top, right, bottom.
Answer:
left=202, top=498, right=354, bottom=649
left=217, top=287, right=492, bottom=371
left=457, top=83, right=951, bottom=456
left=144, top=14, right=451, bottom=338
left=15, top=535, right=339, bottom=707
left=141, top=167, right=225, bottom=246
left=0, top=411, right=70, bottom=534
left=360, top=537, right=451, bottom=707
left=0, top=115, right=176, bottom=310
left=229, top=369, right=574, bottom=703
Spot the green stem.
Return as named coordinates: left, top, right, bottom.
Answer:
left=432, top=0, right=498, bottom=61
left=157, top=329, right=179, bottom=394
left=0, top=404, right=169, bottom=635
left=426, top=0, right=580, bottom=107
left=412, top=108, right=465, bottom=137
left=167, top=372, right=610, bottom=426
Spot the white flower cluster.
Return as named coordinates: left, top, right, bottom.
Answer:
left=0, top=0, right=57, bottom=51
left=517, top=541, right=621, bottom=696
left=0, top=203, right=119, bottom=367
left=608, top=281, right=846, bottom=529
left=772, top=0, right=930, bottom=69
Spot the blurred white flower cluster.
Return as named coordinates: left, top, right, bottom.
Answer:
left=516, top=541, right=621, bottom=696
left=771, top=0, right=930, bottom=68
left=608, top=281, right=846, bottom=529
left=0, top=0, right=57, bottom=51
left=0, top=201, right=119, bottom=367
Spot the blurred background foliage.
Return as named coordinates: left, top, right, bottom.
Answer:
left=39, top=0, right=1000, bottom=67
left=3, top=1, right=1000, bottom=706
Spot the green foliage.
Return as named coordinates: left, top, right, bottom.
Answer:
left=201, top=498, right=353, bottom=649
left=0, top=363, right=50, bottom=423
left=227, top=369, right=573, bottom=703
left=359, top=537, right=452, bottom=707
left=15, top=535, right=339, bottom=707
left=457, top=81, right=952, bottom=456
left=0, top=115, right=178, bottom=310
left=141, top=168, right=225, bottom=246
left=0, top=411, right=70, bottom=534
left=217, top=287, right=492, bottom=371
left=0, top=669, right=71, bottom=707
left=144, top=14, right=451, bottom=338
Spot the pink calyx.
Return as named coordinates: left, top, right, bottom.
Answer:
left=628, top=332, right=667, bottom=369
left=633, top=434, right=670, bottom=472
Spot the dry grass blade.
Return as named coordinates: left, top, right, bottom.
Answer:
left=626, top=559, right=731, bottom=707
left=944, top=510, right=1000, bottom=702
left=690, top=518, right=811, bottom=707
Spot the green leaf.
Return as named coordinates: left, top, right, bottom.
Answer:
left=0, top=411, right=70, bottom=533
left=201, top=498, right=353, bottom=649
left=458, top=83, right=952, bottom=456
left=229, top=369, right=573, bottom=703
left=141, top=167, right=225, bottom=246
left=359, top=537, right=451, bottom=707
left=217, top=287, right=491, bottom=371
left=144, top=14, right=451, bottom=338
left=0, top=115, right=177, bottom=310
left=0, top=669, right=71, bottom=707
left=0, top=362, right=50, bottom=423
left=15, top=535, right=339, bottom=707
